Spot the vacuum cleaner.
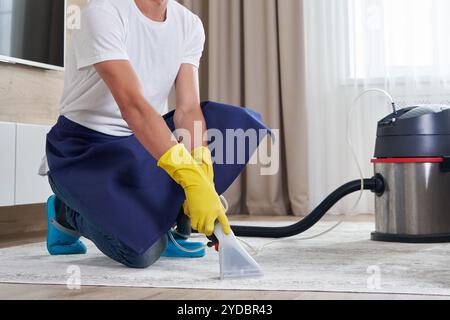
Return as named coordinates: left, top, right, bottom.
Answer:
left=231, top=104, right=450, bottom=243
left=182, top=100, right=450, bottom=280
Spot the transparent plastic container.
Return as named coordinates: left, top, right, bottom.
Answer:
left=214, top=223, right=264, bottom=280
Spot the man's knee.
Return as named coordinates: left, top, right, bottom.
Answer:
left=122, top=235, right=168, bottom=269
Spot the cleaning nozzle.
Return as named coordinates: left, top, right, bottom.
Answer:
left=214, top=223, right=264, bottom=280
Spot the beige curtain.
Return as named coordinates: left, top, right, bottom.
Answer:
left=179, top=0, right=309, bottom=216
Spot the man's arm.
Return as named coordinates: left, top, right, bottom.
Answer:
left=94, top=60, right=230, bottom=236
left=173, top=64, right=207, bottom=150
left=94, top=60, right=177, bottom=159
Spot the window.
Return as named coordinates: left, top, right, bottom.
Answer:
left=0, top=0, right=13, bottom=54
left=347, top=0, right=450, bottom=81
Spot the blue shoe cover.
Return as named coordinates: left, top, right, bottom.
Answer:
left=162, top=231, right=206, bottom=258
left=46, top=195, right=87, bottom=256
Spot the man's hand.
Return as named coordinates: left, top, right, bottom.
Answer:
left=158, top=144, right=232, bottom=236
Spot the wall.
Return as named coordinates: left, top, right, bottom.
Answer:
left=0, top=0, right=87, bottom=239
left=0, top=0, right=86, bottom=126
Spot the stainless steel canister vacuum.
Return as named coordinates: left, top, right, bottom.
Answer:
left=371, top=105, right=450, bottom=242
left=227, top=104, right=450, bottom=243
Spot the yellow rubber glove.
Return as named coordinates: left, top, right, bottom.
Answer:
left=192, top=146, right=215, bottom=182
left=158, top=144, right=231, bottom=236
left=183, top=146, right=215, bottom=217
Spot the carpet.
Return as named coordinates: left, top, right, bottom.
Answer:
left=1, top=221, right=450, bottom=296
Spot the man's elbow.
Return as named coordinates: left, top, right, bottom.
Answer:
left=116, top=93, right=147, bottom=128
left=174, top=103, right=202, bottom=126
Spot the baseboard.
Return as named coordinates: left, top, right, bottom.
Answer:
left=0, top=204, right=46, bottom=238
left=0, top=230, right=46, bottom=249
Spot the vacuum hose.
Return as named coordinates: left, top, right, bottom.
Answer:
left=231, top=175, right=385, bottom=238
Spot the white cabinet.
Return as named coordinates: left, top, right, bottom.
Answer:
left=15, top=123, right=52, bottom=205
left=0, top=121, right=53, bottom=207
left=0, top=122, right=16, bottom=206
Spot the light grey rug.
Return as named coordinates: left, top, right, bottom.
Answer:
left=1, top=221, right=450, bottom=296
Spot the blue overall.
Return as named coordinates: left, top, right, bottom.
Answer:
left=46, top=101, right=270, bottom=255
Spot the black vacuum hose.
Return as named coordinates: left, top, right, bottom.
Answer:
left=231, top=175, right=385, bottom=238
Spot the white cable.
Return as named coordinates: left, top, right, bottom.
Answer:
left=347, top=88, right=395, bottom=210
left=233, top=88, right=396, bottom=256
left=236, top=220, right=346, bottom=257
left=167, top=230, right=206, bottom=253
left=220, top=195, right=229, bottom=212
left=237, top=220, right=344, bottom=256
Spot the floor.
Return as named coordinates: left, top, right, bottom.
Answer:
left=1, top=215, right=449, bottom=300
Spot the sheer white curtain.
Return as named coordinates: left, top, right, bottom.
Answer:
left=304, top=0, right=450, bottom=214
left=0, top=0, right=13, bottom=54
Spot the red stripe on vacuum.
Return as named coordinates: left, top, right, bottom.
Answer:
left=371, top=157, right=444, bottom=164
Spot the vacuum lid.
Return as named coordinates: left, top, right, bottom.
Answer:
left=374, top=105, right=450, bottom=158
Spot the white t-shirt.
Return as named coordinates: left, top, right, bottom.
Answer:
left=60, top=0, right=205, bottom=136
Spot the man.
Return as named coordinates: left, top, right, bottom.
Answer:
left=45, top=0, right=231, bottom=268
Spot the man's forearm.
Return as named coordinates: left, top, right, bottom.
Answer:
left=173, top=63, right=205, bottom=151
left=173, top=105, right=207, bottom=151
left=121, top=95, right=178, bottom=160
